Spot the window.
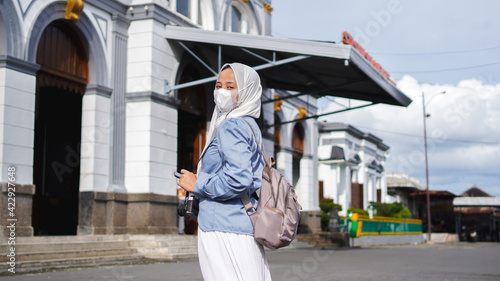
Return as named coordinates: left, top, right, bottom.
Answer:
left=231, top=6, right=242, bottom=32
left=174, top=0, right=214, bottom=29
left=224, top=1, right=257, bottom=34
left=177, top=0, right=189, bottom=17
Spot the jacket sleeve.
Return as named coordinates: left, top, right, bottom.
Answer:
left=194, top=119, right=253, bottom=201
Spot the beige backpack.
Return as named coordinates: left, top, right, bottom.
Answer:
left=239, top=118, right=302, bottom=250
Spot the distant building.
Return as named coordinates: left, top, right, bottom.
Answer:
left=318, top=123, right=390, bottom=216
left=460, top=185, right=492, bottom=197
left=386, top=173, right=426, bottom=218
left=411, top=190, right=456, bottom=233
left=454, top=186, right=500, bottom=241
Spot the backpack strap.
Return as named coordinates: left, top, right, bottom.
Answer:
left=241, top=193, right=254, bottom=212
left=238, top=117, right=271, bottom=213
left=237, top=117, right=271, bottom=167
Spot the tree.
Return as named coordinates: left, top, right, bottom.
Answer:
left=369, top=202, right=411, bottom=218
left=319, top=198, right=342, bottom=231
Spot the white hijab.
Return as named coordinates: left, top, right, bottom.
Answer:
left=199, top=63, right=262, bottom=171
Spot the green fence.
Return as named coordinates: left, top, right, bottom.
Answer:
left=340, top=215, right=422, bottom=235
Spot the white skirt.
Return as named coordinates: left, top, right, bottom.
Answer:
left=198, top=227, right=272, bottom=281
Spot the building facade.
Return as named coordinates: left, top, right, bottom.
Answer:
left=386, top=172, right=426, bottom=217
left=0, top=0, right=410, bottom=237
left=0, top=0, right=320, bottom=236
left=318, top=123, right=390, bottom=216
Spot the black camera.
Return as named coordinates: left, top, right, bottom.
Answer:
left=177, top=192, right=199, bottom=219
left=174, top=171, right=199, bottom=219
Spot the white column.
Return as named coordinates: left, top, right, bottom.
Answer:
left=381, top=173, right=388, bottom=203
left=125, top=18, right=180, bottom=196
left=80, top=86, right=111, bottom=192
left=365, top=173, right=374, bottom=209
left=298, top=157, right=319, bottom=211
left=127, top=19, right=179, bottom=97
left=336, top=165, right=343, bottom=206
left=309, top=119, right=319, bottom=212
left=125, top=100, right=178, bottom=195
left=0, top=65, right=37, bottom=184
left=339, top=166, right=351, bottom=216
left=318, top=163, right=335, bottom=199
left=276, top=150, right=292, bottom=183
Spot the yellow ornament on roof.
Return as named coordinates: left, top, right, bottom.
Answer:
left=274, top=94, right=283, bottom=111
left=298, top=107, right=307, bottom=119
left=264, top=3, right=273, bottom=14
left=65, top=0, right=84, bottom=23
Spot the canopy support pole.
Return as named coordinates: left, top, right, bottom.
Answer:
left=178, top=41, right=218, bottom=76
left=263, top=80, right=366, bottom=104
left=164, top=49, right=309, bottom=94
left=265, top=103, right=375, bottom=129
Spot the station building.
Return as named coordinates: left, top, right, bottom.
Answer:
left=318, top=123, right=390, bottom=216
left=0, top=0, right=410, bottom=237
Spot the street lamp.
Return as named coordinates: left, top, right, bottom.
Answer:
left=422, top=90, right=446, bottom=243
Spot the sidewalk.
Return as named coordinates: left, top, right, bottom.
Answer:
left=2, top=242, right=500, bottom=280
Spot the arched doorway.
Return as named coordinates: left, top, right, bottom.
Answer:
left=292, top=123, right=305, bottom=188
left=176, top=64, right=207, bottom=234
left=176, top=64, right=207, bottom=172
left=33, top=21, right=88, bottom=235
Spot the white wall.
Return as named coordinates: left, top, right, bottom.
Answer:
left=125, top=100, right=178, bottom=195
left=125, top=17, right=180, bottom=196
left=0, top=69, right=36, bottom=184
left=79, top=93, right=111, bottom=192
left=127, top=19, right=178, bottom=95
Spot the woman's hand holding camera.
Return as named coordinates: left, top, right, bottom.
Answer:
left=178, top=169, right=196, bottom=192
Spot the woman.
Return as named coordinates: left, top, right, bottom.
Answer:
left=177, top=63, right=272, bottom=281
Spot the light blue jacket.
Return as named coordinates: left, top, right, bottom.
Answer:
left=194, top=117, right=264, bottom=235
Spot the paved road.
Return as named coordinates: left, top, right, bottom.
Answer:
left=2, top=242, right=500, bottom=280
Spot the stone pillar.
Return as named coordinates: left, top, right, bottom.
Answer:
left=298, top=211, right=322, bottom=234
left=0, top=56, right=39, bottom=237
left=77, top=13, right=130, bottom=235
left=123, top=15, right=181, bottom=234
left=79, top=191, right=127, bottom=235
left=126, top=193, right=178, bottom=234
left=0, top=183, right=35, bottom=237
left=78, top=191, right=178, bottom=235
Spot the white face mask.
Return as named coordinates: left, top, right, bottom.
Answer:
left=214, top=88, right=239, bottom=113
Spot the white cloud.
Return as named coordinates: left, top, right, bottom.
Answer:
left=318, top=76, right=500, bottom=197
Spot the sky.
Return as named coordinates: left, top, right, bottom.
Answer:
left=271, top=0, right=500, bottom=197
